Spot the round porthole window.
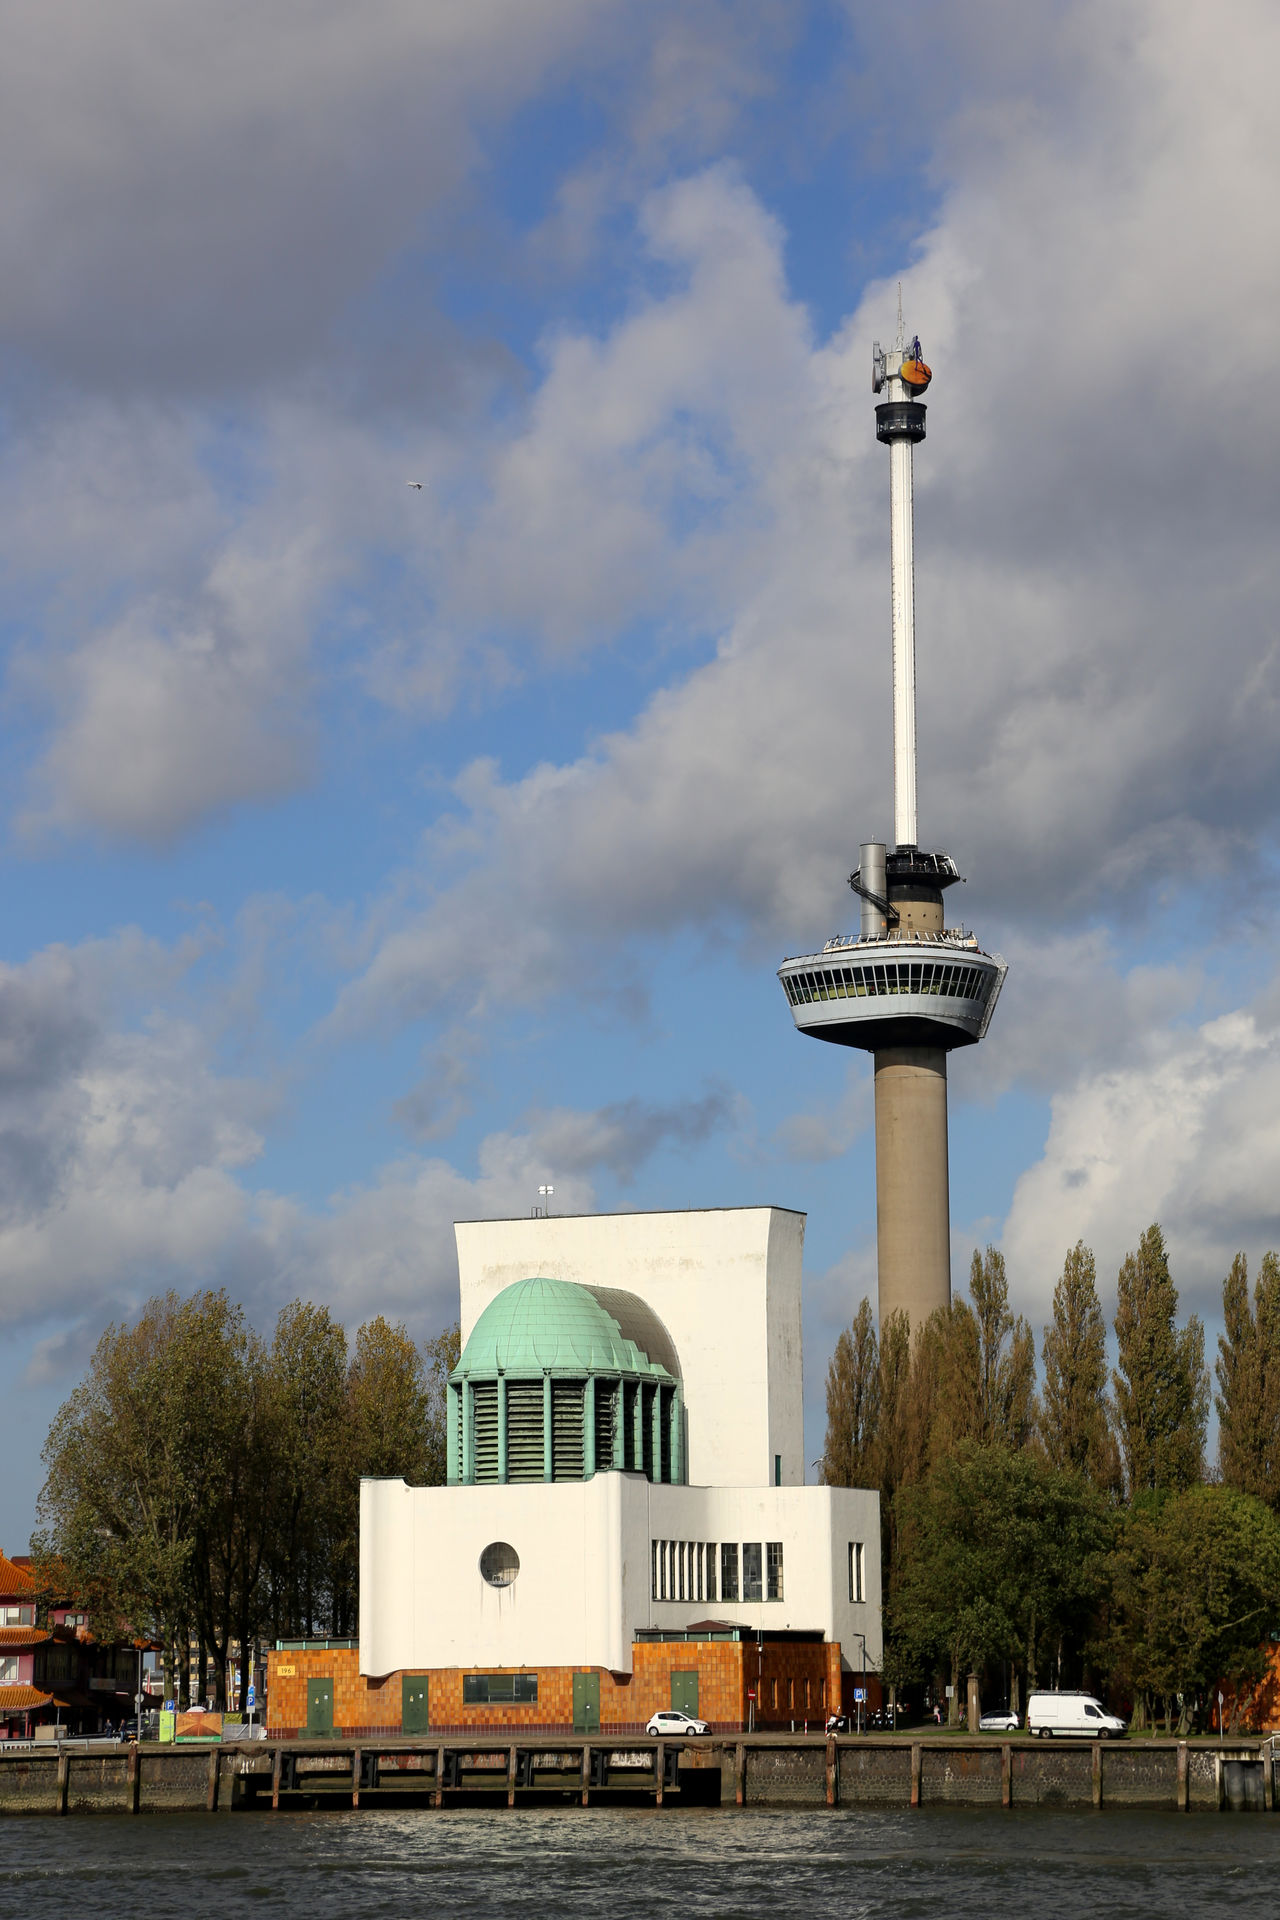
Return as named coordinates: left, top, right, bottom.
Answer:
left=479, top=1541, right=520, bottom=1588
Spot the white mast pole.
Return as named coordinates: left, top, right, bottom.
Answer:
left=888, top=301, right=917, bottom=851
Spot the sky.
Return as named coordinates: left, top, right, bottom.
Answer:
left=2, top=0, right=1278, bottom=1551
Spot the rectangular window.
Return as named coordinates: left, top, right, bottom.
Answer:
left=767, top=1542, right=784, bottom=1601
left=705, top=1543, right=717, bottom=1604
left=849, top=1541, right=865, bottom=1604
left=0, top=1656, right=17, bottom=1683
left=721, top=1542, right=739, bottom=1602
left=462, top=1673, right=538, bottom=1705
left=743, top=1542, right=763, bottom=1602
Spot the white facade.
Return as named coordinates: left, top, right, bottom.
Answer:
left=360, top=1473, right=881, bottom=1679
left=358, top=1204, right=883, bottom=1687
left=454, top=1207, right=804, bottom=1490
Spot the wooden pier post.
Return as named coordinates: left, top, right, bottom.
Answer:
left=825, top=1735, right=837, bottom=1808
left=580, top=1743, right=590, bottom=1809
left=1177, top=1741, right=1189, bottom=1812
left=55, top=1749, right=69, bottom=1816
left=909, top=1743, right=921, bottom=1809
left=206, top=1747, right=219, bottom=1812
left=734, top=1742, right=746, bottom=1808
left=127, top=1743, right=140, bottom=1814
left=351, top=1748, right=362, bottom=1809
left=1091, top=1740, right=1102, bottom=1809
left=507, top=1744, right=518, bottom=1808
left=433, top=1745, right=445, bottom=1809
left=1001, top=1743, right=1011, bottom=1809
left=655, top=1741, right=665, bottom=1808
left=271, top=1745, right=282, bottom=1811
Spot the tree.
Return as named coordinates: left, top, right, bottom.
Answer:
left=1112, top=1223, right=1208, bottom=1497
left=1216, top=1252, right=1280, bottom=1508
left=875, top=1309, right=914, bottom=1583
left=969, top=1247, right=1036, bottom=1450
left=422, top=1321, right=461, bottom=1485
left=331, top=1314, right=448, bottom=1629
left=264, top=1301, right=349, bottom=1639
left=822, top=1299, right=879, bottom=1488
left=1104, top=1485, right=1280, bottom=1733
left=1042, top=1241, right=1119, bottom=1489
left=889, top=1442, right=1112, bottom=1722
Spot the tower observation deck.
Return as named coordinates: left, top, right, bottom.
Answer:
left=777, top=315, right=1005, bottom=1330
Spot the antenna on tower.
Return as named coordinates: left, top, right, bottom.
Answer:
left=895, top=282, right=904, bottom=352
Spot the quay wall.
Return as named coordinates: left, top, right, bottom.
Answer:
left=0, top=1736, right=1274, bottom=1815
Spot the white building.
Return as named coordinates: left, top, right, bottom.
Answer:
left=359, top=1208, right=881, bottom=1726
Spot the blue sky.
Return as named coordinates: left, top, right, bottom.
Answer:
left=2, top=0, right=1278, bottom=1550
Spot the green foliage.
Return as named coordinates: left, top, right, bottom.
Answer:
left=1216, top=1252, right=1280, bottom=1508
left=1104, top=1486, right=1280, bottom=1731
left=821, top=1298, right=879, bottom=1489
left=888, top=1441, right=1112, bottom=1700
left=1041, top=1241, right=1119, bottom=1491
left=36, top=1290, right=456, bottom=1702
left=969, top=1247, right=1036, bottom=1450
left=1112, top=1223, right=1208, bottom=1497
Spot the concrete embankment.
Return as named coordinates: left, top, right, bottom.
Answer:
left=0, top=1735, right=1274, bottom=1815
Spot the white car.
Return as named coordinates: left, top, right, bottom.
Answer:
left=1026, top=1691, right=1126, bottom=1739
left=978, top=1710, right=1020, bottom=1732
left=646, top=1709, right=711, bottom=1737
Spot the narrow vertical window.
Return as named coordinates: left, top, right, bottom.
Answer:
left=651, top=1539, right=658, bottom=1600
left=774, top=1454, right=781, bottom=1486
left=721, top=1542, right=739, bottom=1603
left=705, top=1543, right=716, bottom=1604
left=848, top=1541, right=865, bottom=1604
left=743, top=1543, right=763, bottom=1602
left=767, top=1542, right=784, bottom=1601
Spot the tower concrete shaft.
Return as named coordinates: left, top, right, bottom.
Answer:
left=873, top=1048, right=950, bottom=1327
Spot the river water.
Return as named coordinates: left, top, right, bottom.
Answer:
left=2, top=1805, right=1275, bottom=1918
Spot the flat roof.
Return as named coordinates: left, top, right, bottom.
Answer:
left=454, top=1204, right=806, bottom=1224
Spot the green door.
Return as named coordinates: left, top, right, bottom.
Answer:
left=402, top=1674, right=429, bottom=1734
left=572, top=1671, right=600, bottom=1733
left=671, top=1670, right=699, bottom=1717
left=306, top=1677, right=334, bottom=1737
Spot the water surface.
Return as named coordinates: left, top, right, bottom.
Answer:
left=2, top=1805, right=1275, bottom=1918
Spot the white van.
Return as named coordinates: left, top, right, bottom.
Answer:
left=1026, top=1692, right=1125, bottom=1739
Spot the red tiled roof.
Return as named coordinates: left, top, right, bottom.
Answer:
left=0, top=1626, right=48, bottom=1647
left=0, top=1552, right=36, bottom=1598
left=0, top=1685, right=52, bottom=1712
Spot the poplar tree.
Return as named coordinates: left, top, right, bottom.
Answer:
left=1112, top=1223, right=1208, bottom=1497
left=821, top=1298, right=879, bottom=1488
left=1216, top=1252, right=1280, bottom=1508
left=968, top=1246, right=1037, bottom=1450
left=1041, top=1241, right=1119, bottom=1489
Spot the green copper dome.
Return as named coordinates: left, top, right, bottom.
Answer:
left=447, top=1277, right=685, bottom=1487
left=455, top=1277, right=677, bottom=1382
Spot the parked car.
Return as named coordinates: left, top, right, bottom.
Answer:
left=978, top=1710, right=1021, bottom=1732
left=646, top=1709, right=711, bottom=1737
left=1026, top=1692, right=1125, bottom=1739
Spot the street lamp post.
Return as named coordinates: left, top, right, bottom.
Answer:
left=850, top=1632, right=866, bottom=1735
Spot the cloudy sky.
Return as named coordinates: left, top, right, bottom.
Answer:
left=2, top=0, right=1277, bottom=1548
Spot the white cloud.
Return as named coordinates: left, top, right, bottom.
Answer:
left=1001, top=999, right=1280, bottom=1327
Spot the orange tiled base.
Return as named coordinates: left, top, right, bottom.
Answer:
left=266, top=1639, right=846, bottom=1738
